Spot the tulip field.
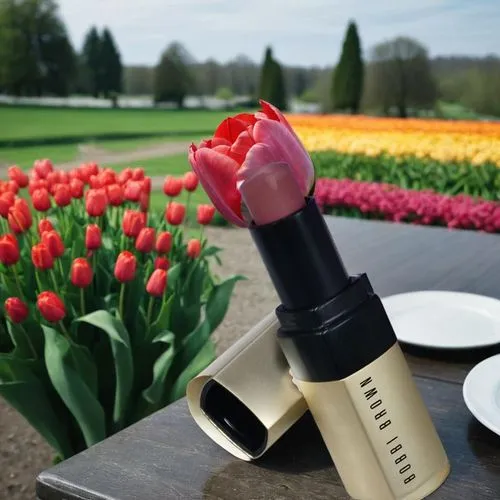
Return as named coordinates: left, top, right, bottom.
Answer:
left=284, top=115, right=500, bottom=232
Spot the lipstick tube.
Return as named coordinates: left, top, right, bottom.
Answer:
left=249, top=197, right=450, bottom=500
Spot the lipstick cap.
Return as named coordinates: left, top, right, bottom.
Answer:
left=186, top=312, right=307, bottom=460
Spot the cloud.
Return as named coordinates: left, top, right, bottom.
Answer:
left=57, top=0, right=500, bottom=66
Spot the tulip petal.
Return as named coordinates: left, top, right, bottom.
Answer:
left=259, top=99, right=303, bottom=143
left=252, top=119, right=315, bottom=194
left=233, top=113, right=257, bottom=126
left=211, top=137, right=231, bottom=148
left=238, top=143, right=281, bottom=182
left=188, top=145, right=245, bottom=226
left=214, top=117, right=248, bottom=143
left=229, top=130, right=256, bottom=165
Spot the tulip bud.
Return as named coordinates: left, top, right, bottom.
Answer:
left=85, top=224, right=102, bottom=250
left=146, top=269, right=167, bottom=297
left=100, top=169, right=116, bottom=186
left=155, top=231, right=172, bottom=254
left=5, top=297, right=29, bottom=323
left=33, top=159, right=53, bottom=179
left=0, top=191, right=15, bottom=218
left=163, top=176, right=183, bottom=197
left=139, top=190, right=149, bottom=213
left=117, top=168, right=133, bottom=185
left=28, top=179, right=49, bottom=196
left=114, top=251, right=137, bottom=283
left=165, top=202, right=186, bottom=226
left=46, top=171, right=60, bottom=188
left=8, top=199, right=33, bottom=234
left=86, top=188, right=107, bottom=217
left=42, top=230, right=65, bottom=258
left=124, top=180, right=142, bottom=202
left=32, top=243, right=54, bottom=270
left=132, top=168, right=145, bottom=181
left=37, top=291, right=65, bottom=322
left=38, top=218, right=54, bottom=235
left=59, top=171, right=70, bottom=184
left=0, top=234, right=20, bottom=266
left=183, top=171, right=198, bottom=192
left=53, top=184, right=72, bottom=207
left=7, top=181, right=19, bottom=194
left=122, top=209, right=146, bottom=238
left=32, top=188, right=52, bottom=212
left=71, top=258, right=93, bottom=288
left=135, top=227, right=155, bottom=253
left=142, top=177, right=152, bottom=194
left=70, top=178, right=85, bottom=199
left=8, top=166, right=29, bottom=188
left=154, top=256, right=170, bottom=271
left=106, top=184, right=124, bottom=206
left=197, top=204, right=216, bottom=225
left=187, top=238, right=201, bottom=259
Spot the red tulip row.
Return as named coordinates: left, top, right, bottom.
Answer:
left=314, top=178, right=500, bottom=233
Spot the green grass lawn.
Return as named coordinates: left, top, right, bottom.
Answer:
left=109, top=153, right=191, bottom=177
left=0, top=106, right=226, bottom=142
left=95, top=134, right=203, bottom=152
left=0, top=144, right=79, bottom=169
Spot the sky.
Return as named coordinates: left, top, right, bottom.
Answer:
left=57, top=0, right=500, bottom=67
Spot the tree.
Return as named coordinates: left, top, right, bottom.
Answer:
left=154, top=42, right=194, bottom=108
left=215, top=87, right=233, bottom=109
left=363, top=37, right=437, bottom=117
left=258, top=46, right=287, bottom=110
left=81, top=26, right=102, bottom=97
left=332, top=21, right=364, bottom=113
left=0, top=0, right=76, bottom=96
left=100, top=28, right=123, bottom=99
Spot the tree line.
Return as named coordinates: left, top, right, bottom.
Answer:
left=1, top=0, right=499, bottom=118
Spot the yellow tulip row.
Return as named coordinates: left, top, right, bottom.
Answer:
left=286, top=115, right=500, bottom=166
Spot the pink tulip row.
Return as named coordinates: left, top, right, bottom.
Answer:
left=314, top=178, right=500, bottom=233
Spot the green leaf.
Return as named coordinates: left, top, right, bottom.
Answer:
left=0, top=355, right=73, bottom=458
left=74, top=311, right=133, bottom=428
left=141, top=331, right=175, bottom=405
left=200, top=246, right=222, bottom=259
left=206, top=275, right=245, bottom=333
left=168, top=340, right=216, bottom=403
left=6, top=322, right=36, bottom=359
left=42, top=327, right=106, bottom=448
left=149, top=294, right=174, bottom=338
left=167, top=263, right=182, bottom=290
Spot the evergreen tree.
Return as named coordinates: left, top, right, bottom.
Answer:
left=100, top=28, right=123, bottom=98
left=258, top=46, right=287, bottom=110
left=332, top=21, right=364, bottom=113
left=82, top=26, right=102, bottom=97
left=258, top=46, right=274, bottom=102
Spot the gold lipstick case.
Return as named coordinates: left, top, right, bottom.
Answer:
left=186, top=312, right=307, bottom=460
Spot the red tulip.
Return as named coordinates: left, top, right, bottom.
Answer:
left=143, top=177, right=152, bottom=194
left=124, top=180, right=142, bottom=202
left=8, top=199, right=32, bottom=233
left=187, top=239, right=201, bottom=258
left=70, top=178, right=85, bottom=199
left=86, top=188, right=107, bottom=217
left=89, top=175, right=102, bottom=189
left=38, top=218, right=54, bottom=235
left=42, top=230, right=65, bottom=258
left=154, top=256, right=170, bottom=271
left=197, top=204, right=216, bottom=225
left=106, top=184, right=124, bottom=206
left=7, top=180, right=19, bottom=194
left=85, top=224, right=102, bottom=250
left=135, top=227, right=155, bottom=253
left=59, top=171, right=70, bottom=184
left=183, top=171, right=198, bottom=192
left=37, top=291, right=65, bottom=322
left=188, top=100, right=314, bottom=226
left=4, top=297, right=29, bottom=323
left=46, top=171, right=61, bottom=187
left=71, top=258, right=93, bottom=288
left=0, top=234, right=20, bottom=266
left=163, top=176, right=183, bottom=197
left=146, top=269, right=167, bottom=297
left=139, top=190, right=150, bottom=213
left=0, top=191, right=15, bottom=218
left=155, top=231, right=172, bottom=254
left=53, top=184, right=72, bottom=207
left=114, top=251, right=137, bottom=283
left=100, top=169, right=116, bottom=186
left=29, top=179, right=49, bottom=196
left=165, top=202, right=185, bottom=226
left=32, top=188, right=52, bottom=212
left=8, top=166, right=29, bottom=188
left=132, top=168, right=145, bottom=181
left=33, top=159, right=53, bottom=179
left=117, top=168, right=133, bottom=185
left=32, top=243, right=54, bottom=270
left=122, top=209, right=146, bottom=238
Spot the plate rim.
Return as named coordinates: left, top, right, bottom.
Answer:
left=381, top=290, right=500, bottom=350
left=463, top=354, right=500, bottom=436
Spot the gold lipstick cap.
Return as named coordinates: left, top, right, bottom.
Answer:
left=187, top=312, right=307, bottom=461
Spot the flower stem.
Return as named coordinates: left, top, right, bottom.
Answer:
left=199, top=225, right=205, bottom=242
left=19, top=323, right=37, bottom=359
left=146, top=295, right=154, bottom=328
left=57, top=259, right=64, bottom=280
left=185, top=192, right=191, bottom=228
left=119, top=283, right=125, bottom=320
left=35, top=270, right=44, bottom=292
left=11, top=266, right=23, bottom=298
left=49, top=269, right=59, bottom=293
left=80, top=288, right=85, bottom=317
left=59, top=320, right=70, bottom=338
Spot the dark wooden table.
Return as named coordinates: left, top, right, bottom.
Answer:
left=37, top=217, right=500, bottom=499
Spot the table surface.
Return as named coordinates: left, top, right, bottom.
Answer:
left=37, top=217, right=500, bottom=500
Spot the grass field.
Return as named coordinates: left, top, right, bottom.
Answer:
left=0, top=106, right=227, bottom=141
left=109, top=153, right=189, bottom=176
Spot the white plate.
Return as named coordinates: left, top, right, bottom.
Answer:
left=381, top=291, right=500, bottom=349
left=463, top=355, right=500, bottom=436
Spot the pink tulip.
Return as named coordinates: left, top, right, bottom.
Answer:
left=188, top=100, right=315, bottom=227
